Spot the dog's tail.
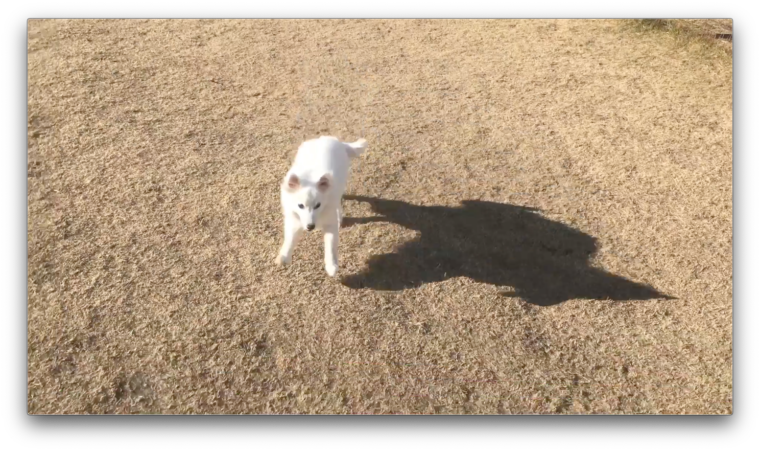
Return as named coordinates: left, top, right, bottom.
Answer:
left=344, top=138, right=368, bottom=159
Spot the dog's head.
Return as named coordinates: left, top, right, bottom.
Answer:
left=281, top=172, right=333, bottom=231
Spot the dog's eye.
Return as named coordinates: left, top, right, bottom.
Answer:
left=314, top=203, right=321, bottom=209
left=297, top=204, right=304, bottom=209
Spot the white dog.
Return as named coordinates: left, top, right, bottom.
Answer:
left=275, top=136, right=368, bottom=276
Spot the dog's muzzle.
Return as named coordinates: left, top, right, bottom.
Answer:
left=306, top=223, right=315, bottom=231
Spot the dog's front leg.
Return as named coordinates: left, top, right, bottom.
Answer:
left=323, top=222, right=339, bottom=277
left=275, top=214, right=303, bottom=266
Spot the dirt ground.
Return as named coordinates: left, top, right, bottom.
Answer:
left=27, top=19, right=732, bottom=414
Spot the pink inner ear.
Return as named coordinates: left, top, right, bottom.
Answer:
left=317, top=175, right=330, bottom=191
left=287, top=174, right=300, bottom=189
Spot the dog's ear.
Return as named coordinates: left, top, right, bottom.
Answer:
left=317, top=173, right=333, bottom=192
left=284, top=173, right=300, bottom=191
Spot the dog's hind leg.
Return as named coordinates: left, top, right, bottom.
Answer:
left=275, top=214, right=303, bottom=266
left=323, top=222, right=339, bottom=277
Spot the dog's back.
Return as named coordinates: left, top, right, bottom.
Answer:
left=291, top=136, right=368, bottom=196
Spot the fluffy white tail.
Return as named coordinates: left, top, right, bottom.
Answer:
left=345, top=138, right=368, bottom=159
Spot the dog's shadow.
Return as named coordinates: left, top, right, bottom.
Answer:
left=340, top=195, right=673, bottom=307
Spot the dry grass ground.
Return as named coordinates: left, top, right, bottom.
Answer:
left=634, top=19, right=733, bottom=55
left=27, top=19, right=732, bottom=414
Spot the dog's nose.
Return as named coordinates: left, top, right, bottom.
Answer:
left=306, top=223, right=315, bottom=231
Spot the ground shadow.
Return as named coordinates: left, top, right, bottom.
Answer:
left=341, top=195, right=673, bottom=307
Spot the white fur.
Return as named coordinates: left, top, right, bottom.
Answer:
left=275, top=136, right=368, bottom=276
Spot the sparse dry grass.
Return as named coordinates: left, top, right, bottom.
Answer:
left=27, top=19, right=732, bottom=414
left=633, top=19, right=732, bottom=58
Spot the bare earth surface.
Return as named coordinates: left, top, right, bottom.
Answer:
left=27, top=19, right=732, bottom=414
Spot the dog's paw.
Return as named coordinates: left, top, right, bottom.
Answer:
left=275, top=254, right=291, bottom=266
left=325, top=263, right=338, bottom=277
